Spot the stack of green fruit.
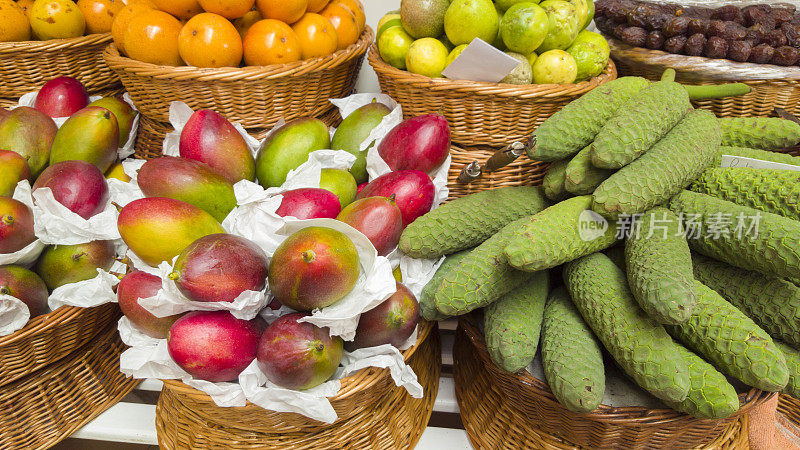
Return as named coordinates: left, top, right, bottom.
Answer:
left=403, top=76, right=800, bottom=418
left=376, top=0, right=610, bottom=84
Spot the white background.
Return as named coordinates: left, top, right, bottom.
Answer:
left=358, top=0, right=401, bottom=93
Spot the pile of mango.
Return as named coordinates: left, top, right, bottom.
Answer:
left=1, top=0, right=120, bottom=42
left=408, top=76, right=800, bottom=418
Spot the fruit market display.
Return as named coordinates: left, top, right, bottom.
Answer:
left=595, top=0, right=800, bottom=66
left=377, top=0, right=611, bottom=84
left=411, top=74, right=800, bottom=418
left=108, top=0, right=366, bottom=67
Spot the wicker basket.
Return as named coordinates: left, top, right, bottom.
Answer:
left=103, top=27, right=372, bottom=129
left=448, top=144, right=549, bottom=198
left=155, top=321, right=440, bottom=448
left=608, top=37, right=800, bottom=118
left=134, top=107, right=343, bottom=160
left=454, top=324, right=749, bottom=449
left=0, top=303, right=119, bottom=387
left=368, top=44, right=618, bottom=147
left=0, top=323, right=138, bottom=449
left=458, top=314, right=772, bottom=449
left=0, top=34, right=120, bottom=105
left=778, top=395, right=800, bottom=428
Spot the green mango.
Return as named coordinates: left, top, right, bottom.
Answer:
left=256, top=118, right=330, bottom=188
left=0, top=107, right=57, bottom=178
left=137, top=156, right=237, bottom=223
left=49, top=106, right=119, bottom=173
left=331, top=103, right=391, bottom=184
left=320, top=168, right=357, bottom=208
left=35, top=240, right=116, bottom=290
left=88, top=97, right=136, bottom=146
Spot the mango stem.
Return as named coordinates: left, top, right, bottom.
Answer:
left=302, top=250, right=316, bottom=263
left=661, top=68, right=676, bottom=82
left=1, top=215, right=13, bottom=226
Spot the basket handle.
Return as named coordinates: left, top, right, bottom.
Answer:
left=456, top=137, right=534, bottom=184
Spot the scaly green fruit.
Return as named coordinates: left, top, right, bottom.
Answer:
left=719, top=117, right=800, bottom=150
left=419, top=249, right=472, bottom=321
left=49, top=106, right=119, bottom=173
left=625, top=207, right=696, bottom=325
left=669, top=190, right=800, bottom=279
left=593, top=109, right=721, bottom=218
left=777, top=341, right=800, bottom=399
left=541, top=286, right=605, bottom=413
left=504, top=196, right=618, bottom=272
left=564, top=253, right=690, bottom=403
left=564, top=146, right=614, bottom=195
left=664, top=345, right=740, bottom=419
left=331, top=102, right=391, bottom=184
left=691, top=168, right=800, bottom=221
left=692, top=253, right=800, bottom=349
left=398, top=186, right=548, bottom=258
left=434, top=216, right=533, bottom=316
left=255, top=118, right=331, bottom=188
left=666, top=281, right=789, bottom=392
left=543, top=160, right=570, bottom=201
left=591, top=81, right=692, bottom=169
left=530, top=76, right=650, bottom=162
left=484, top=271, right=549, bottom=373
left=713, top=146, right=800, bottom=167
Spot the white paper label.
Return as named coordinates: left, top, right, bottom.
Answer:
left=441, top=38, right=521, bottom=83
left=720, top=155, right=800, bottom=171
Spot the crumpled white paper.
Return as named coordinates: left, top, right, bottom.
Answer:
left=118, top=316, right=424, bottom=420
left=16, top=92, right=140, bottom=159
left=162, top=101, right=261, bottom=159
left=394, top=252, right=446, bottom=299
left=48, top=264, right=126, bottom=310
left=222, top=150, right=357, bottom=256
left=0, top=295, right=30, bottom=337
left=272, top=218, right=396, bottom=341
left=136, top=259, right=268, bottom=321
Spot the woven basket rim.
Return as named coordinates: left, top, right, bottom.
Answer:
left=368, top=42, right=617, bottom=98
left=162, top=319, right=435, bottom=407
left=0, top=305, right=98, bottom=348
left=460, top=313, right=772, bottom=422
left=0, top=33, right=112, bottom=54
left=103, top=26, right=373, bottom=82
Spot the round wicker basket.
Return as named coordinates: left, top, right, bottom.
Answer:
left=103, top=27, right=372, bottom=128
left=448, top=144, right=549, bottom=198
left=368, top=44, right=618, bottom=147
left=454, top=324, right=749, bottom=449
left=458, top=314, right=772, bottom=449
left=608, top=37, right=800, bottom=118
left=0, top=303, right=119, bottom=387
left=134, top=107, right=343, bottom=161
left=0, top=34, right=120, bottom=104
left=778, top=395, right=800, bottom=427
left=155, top=321, right=440, bottom=448
left=0, top=323, right=138, bottom=449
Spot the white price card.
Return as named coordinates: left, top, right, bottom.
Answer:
left=441, top=38, right=521, bottom=83
left=720, top=155, right=800, bottom=171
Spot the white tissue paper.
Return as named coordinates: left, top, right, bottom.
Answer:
left=0, top=295, right=30, bottom=337
left=16, top=92, right=140, bottom=159
left=28, top=185, right=122, bottom=245
left=136, top=259, right=267, bottom=321
left=162, top=101, right=261, bottom=158
left=48, top=263, right=126, bottom=310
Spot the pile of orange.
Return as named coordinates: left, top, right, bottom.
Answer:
left=110, top=0, right=365, bottom=68
left=0, top=0, right=129, bottom=42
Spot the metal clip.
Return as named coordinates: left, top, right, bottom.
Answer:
left=457, top=160, right=482, bottom=184
left=484, top=137, right=533, bottom=172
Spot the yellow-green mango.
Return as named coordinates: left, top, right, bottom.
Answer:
left=49, top=106, right=119, bottom=173
left=256, top=118, right=330, bottom=188
left=331, top=103, right=391, bottom=184
left=0, top=106, right=57, bottom=177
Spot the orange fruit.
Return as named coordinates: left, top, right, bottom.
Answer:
left=306, top=0, right=328, bottom=13
left=77, top=0, right=123, bottom=34
left=242, top=18, right=301, bottom=66
left=179, top=12, right=242, bottom=67
left=15, top=0, right=34, bottom=18
left=197, top=0, right=254, bottom=19
left=0, top=0, right=30, bottom=41
left=123, top=9, right=184, bottom=65
left=255, top=0, right=306, bottom=25
left=233, top=9, right=261, bottom=39
left=319, top=2, right=356, bottom=50
left=332, top=0, right=362, bottom=32
left=291, top=13, right=336, bottom=59
left=151, top=0, right=202, bottom=20
left=111, top=0, right=154, bottom=54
